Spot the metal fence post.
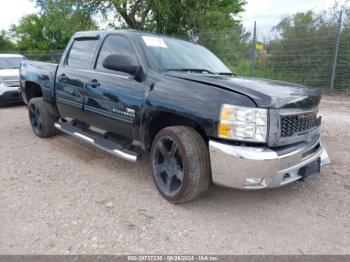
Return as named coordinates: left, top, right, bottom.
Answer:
left=249, top=21, right=257, bottom=77
left=329, top=10, right=343, bottom=95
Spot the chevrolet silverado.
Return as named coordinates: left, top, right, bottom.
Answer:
left=20, top=30, right=330, bottom=203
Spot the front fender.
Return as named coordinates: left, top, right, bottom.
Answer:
left=140, top=74, right=257, bottom=149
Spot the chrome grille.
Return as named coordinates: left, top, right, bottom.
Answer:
left=280, top=113, right=321, bottom=138
left=268, top=108, right=321, bottom=147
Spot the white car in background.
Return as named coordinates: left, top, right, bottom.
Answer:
left=0, top=54, right=25, bottom=105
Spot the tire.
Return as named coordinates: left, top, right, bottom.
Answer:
left=28, top=97, right=58, bottom=138
left=151, top=126, right=211, bottom=204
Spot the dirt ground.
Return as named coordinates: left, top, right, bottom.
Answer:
left=0, top=95, right=349, bottom=255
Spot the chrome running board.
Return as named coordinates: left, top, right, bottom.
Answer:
left=54, top=122, right=140, bottom=162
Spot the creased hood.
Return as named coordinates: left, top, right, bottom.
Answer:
left=166, top=73, right=321, bottom=109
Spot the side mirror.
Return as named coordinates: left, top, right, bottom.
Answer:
left=102, top=54, right=140, bottom=75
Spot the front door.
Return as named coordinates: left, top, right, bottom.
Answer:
left=83, top=34, right=144, bottom=141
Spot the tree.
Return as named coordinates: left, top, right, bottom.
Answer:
left=148, top=0, right=249, bottom=71
left=10, top=0, right=98, bottom=56
left=110, top=0, right=154, bottom=30
left=80, top=0, right=246, bottom=36
left=254, top=5, right=350, bottom=90
left=10, top=14, right=49, bottom=53
left=9, top=0, right=247, bottom=67
left=149, top=0, right=245, bottom=36
left=267, top=11, right=334, bottom=86
left=0, top=31, right=17, bottom=52
left=70, top=0, right=247, bottom=70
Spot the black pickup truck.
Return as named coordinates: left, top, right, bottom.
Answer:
left=20, top=30, right=330, bottom=203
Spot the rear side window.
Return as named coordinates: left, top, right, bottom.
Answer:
left=67, top=39, right=98, bottom=70
left=95, top=35, right=137, bottom=74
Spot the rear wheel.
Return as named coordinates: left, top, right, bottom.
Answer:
left=28, top=97, right=58, bottom=138
left=151, top=126, right=210, bottom=204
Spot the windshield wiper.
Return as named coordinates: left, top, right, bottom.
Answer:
left=164, top=68, right=215, bottom=75
left=218, top=72, right=237, bottom=76
left=164, top=68, right=236, bottom=76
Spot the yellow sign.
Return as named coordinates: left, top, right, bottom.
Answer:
left=256, top=43, right=264, bottom=50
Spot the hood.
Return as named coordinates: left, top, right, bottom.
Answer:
left=166, top=73, right=321, bottom=109
left=0, top=69, right=20, bottom=78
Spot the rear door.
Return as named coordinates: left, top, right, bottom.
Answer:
left=83, top=34, right=145, bottom=141
left=55, top=38, right=99, bottom=121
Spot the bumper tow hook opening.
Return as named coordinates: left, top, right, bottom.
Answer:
left=283, top=173, right=291, bottom=180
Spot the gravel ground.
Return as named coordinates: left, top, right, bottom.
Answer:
left=0, top=95, right=349, bottom=255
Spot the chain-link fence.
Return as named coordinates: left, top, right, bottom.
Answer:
left=23, top=50, right=63, bottom=63
left=0, top=50, right=63, bottom=63
left=197, top=10, right=350, bottom=94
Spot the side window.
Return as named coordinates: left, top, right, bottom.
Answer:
left=67, top=39, right=98, bottom=70
left=95, top=35, right=137, bottom=74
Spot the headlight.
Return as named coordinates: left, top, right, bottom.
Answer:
left=218, top=104, right=268, bottom=142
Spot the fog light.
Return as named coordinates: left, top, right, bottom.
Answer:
left=245, top=178, right=265, bottom=186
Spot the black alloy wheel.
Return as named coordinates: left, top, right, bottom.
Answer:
left=153, top=136, right=185, bottom=196
left=29, top=102, right=43, bottom=135
left=151, top=126, right=211, bottom=204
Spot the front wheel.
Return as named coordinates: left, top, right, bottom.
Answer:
left=151, top=126, right=211, bottom=204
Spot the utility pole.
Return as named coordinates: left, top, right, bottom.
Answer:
left=250, top=21, right=257, bottom=77
left=330, top=10, right=343, bottom=95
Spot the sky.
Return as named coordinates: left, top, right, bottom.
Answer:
left=0, top=0, right=348, bottom=32
left=0, top=0, right=37, bottom=31
left=241, top=0, right=348, bottom=30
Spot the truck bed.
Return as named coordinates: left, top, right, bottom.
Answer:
left=20, top=60, right=58, bottom=105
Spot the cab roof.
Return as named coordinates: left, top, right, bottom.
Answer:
left=72, top=29, right=189, bottom=42
left=73, top=29, right=144, bottom=39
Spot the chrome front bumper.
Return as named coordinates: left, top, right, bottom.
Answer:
left=209, top=139, right=330, bottom=189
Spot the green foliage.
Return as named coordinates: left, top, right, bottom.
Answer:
left=93, top=0, right=248, bottom=73
left=105, top=0, right=154, bottom=30
left=252, top=7, right=350, bottom=90
left=85, top=0, right=246, bottom=36
left=7, top=0, right=247, bottom=61
left=4, top=0, right=348, bottom=91
left=11, top=14, right=49, bottom=53
left=10, top=0, right=98, bottom=57
left=0, top=30, right=17, bottom=52
left=149, top=0, right=246, bottom=36
left=264, top=11, right=335, bottom=86
left=197, top=27, right=251, bottom=73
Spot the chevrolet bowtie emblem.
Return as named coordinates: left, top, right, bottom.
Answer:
left=298, top=112, right=316, bottom=119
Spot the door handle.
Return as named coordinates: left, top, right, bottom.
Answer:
left=57, top=73, right=67, bottom=82
left=87, top=79, right=100, bottom=87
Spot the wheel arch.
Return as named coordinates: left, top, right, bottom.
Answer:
left=144, top=110, right=210, bottom=151
left=23, top=81, right=43, bottom=104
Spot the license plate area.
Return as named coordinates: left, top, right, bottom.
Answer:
left=299, top=158, right=321, bottom=181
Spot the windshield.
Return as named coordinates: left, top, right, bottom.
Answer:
left=141, top=35, right=232, bottom=74
left=0, top=57, right=24, bottom=69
